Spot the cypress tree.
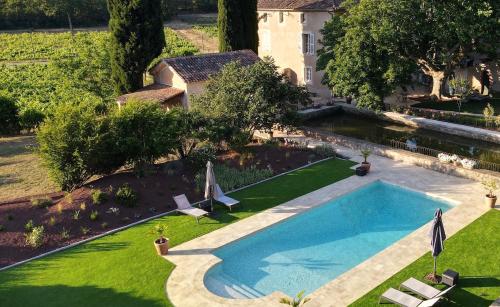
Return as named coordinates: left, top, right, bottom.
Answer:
left=218, top=0, right=243, bottom=52
left=108, top=0, right=166, bottom=95
left=241, top=0, right=258, bottom=53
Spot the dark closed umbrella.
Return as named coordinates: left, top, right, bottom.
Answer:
left=429, top=208, right=446, bottom=279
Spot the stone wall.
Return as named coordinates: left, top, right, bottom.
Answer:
left=302, top=127, right=500, bottom=182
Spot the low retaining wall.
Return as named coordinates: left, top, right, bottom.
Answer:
left=298, top=105, right=341, bottom=121
left=302, top=127, right=500, bottom=182
left=338, top=102, right=500, bottom=144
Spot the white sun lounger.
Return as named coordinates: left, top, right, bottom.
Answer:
left=379, top=288, right=441, bottom=307
left=400, top=278, right=455, bottom=300
left=173, top=194, right=208, bottom=224
left=214, top=184, right=240, bottom=211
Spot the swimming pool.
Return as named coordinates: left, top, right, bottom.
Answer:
left=204, top=181, right=454, bottom=299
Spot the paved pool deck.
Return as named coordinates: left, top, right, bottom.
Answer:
left=163, top=149, right=489, bottom=307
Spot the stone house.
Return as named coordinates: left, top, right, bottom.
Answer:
left=257, top=0, right=344, bottom=100
left=117, top=50, right=260, bottom=109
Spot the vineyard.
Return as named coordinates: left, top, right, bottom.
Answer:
left=193, top=24, right=218, bottom=38
left=0, top=29, right=199, bottom=111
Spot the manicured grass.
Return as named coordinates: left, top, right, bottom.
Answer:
left=0, top=135, right=58, bottom=200
left=413, top=96, right=500, bottom=115
left=351, top=209, right=500, bottom=307
left=0, top=158, right=356, bottom=307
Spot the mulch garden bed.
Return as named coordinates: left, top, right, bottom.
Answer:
left=0, top=143, right=326, bottom=268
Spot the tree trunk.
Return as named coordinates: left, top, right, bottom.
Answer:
left=67, top=13, right=73, bottom=35
left=429, top=71, right=445, bottom=100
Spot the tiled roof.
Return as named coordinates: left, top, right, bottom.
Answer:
left=161, top=50, right=260, bottom=83
left=116, top=84, right=184, bottom=104
left=257, top=0, right=343, bottom=11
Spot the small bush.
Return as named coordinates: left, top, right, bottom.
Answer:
left=80, top=227, right=90, bottom=235
left=228, top=130, right=252, bottom=151
left=60, top=228, right=70, bottom=239
left=73, top=210, right=80, bottom=220
left=0, top=92, right=20, bottom=135
left=115, top=184, right=138, bottom=208
left=25, top=226, right=45, bottom=248
left=186, top=144, right=217, bottom=172
left=80, top=203, right=87, bottom=211
left=91, top=189, right=108, bottom=205
left=25, top=219, right=34, bottom=232
left=19, top=106, right=45, bottom=131
left=31, top=197, right=53, bottom=209
left=90, top=210, right=99, bottom=221
left=48, top=216, right=56, bottom=226
left=0, top=225, right=5, bottom=231
left=101, top=222, right=109, bottom=229
left=313, top=144, right=336, bottom=158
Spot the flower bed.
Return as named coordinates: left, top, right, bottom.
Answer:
left=0, top=143, right=328, bottom=267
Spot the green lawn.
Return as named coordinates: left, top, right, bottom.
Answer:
left=413, top=95, right=500, bottom=115
left=351, top=209, right=500, bottom=307
left=0, top=158, right=356, bottom=307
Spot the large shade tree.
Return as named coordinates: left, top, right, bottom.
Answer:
left=218, top=0, right=258, bottom=53
left=190, top=58, right=310, bottom=140
left=318, top=0, right=499, bottom=108
left=108, top=0, right=165, bottom=95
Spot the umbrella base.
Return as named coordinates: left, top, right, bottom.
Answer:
left=425, top=273, right=441, bottom=284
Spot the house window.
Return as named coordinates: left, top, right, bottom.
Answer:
left=279, top=12, right=284, bottom=23
left=300, top=13, right=306, bottom=24
left=262, top=30, right=271, bottom=51
left=305, top=67, right=313, bottom=83
left=302, top=33, right=315, bottom=55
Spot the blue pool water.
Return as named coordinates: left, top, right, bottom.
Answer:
left=204, top=181, right=454, bottom=298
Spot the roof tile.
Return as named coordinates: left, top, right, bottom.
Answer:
left=162, top=50, right=260, bottom=83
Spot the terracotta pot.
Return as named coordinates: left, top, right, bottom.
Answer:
left=485, top=195, right=497, bottom=208
left=154, top=238, right=169, bottom=256
left=361, top=162, right=371, bottom=172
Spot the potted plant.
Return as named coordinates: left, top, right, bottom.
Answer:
left=360, top=148, right=372, bottom=171
left=482, top=180, right=498, bottom=208
left=151, top=224, right=169, bottom=256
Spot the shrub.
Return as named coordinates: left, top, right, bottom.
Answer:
left=111, top=101, right=175, bottom=172
left=80, top=226, right=90, bottom=235
left=48, top=216, right=56, bottom=226
left=91, top=188, right=108, bottom=205
left=73, top=210, right=80, bottom=220
left=60, top=228, right=70, bottom=239
left=313, top=144, right=336, bottom=158
left=186, top=144, right=217, bottom=172
left=0, top=92, right=20, bottom=135
left=115, top=183, right=138, bottom=208
left=19, top=106, right=45, bottom=131
left=31, top=197, right=53, bottom=209
left=90, top=210, right=99, bottom=221
left=195, top=164, right=273, bottom=192
left=101, top=222, right=109, bottom=229
left=25, top=219, right=34, bottom=232
left=80, top=203, right=87, bottom=211
left=25, top=226, right=45, bottom=248
left=37, top=102, right=124, bottom=191
left=0, top=225, right=5, bottom=231
left=228, top=130, right=252, bottom=151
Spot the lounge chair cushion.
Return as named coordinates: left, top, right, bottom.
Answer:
left=215, top=184, right=240, bottom=207
left=178, top=207, right=208, bottom=218
left=381, top=288, right=423, bottom=307
left=401, top=278, right=441, bottom=299
left=173, top=194, right=192, bottom=210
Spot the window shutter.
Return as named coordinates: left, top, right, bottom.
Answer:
left=309, top=33, right=315, bottom=55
